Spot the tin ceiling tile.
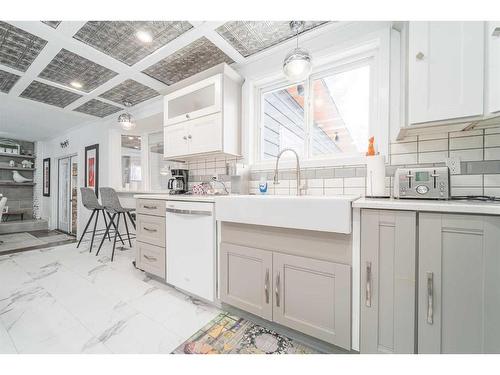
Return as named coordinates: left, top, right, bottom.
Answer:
left=20, top=80, right=83, bottom=108
left=99, top=79, right=159, bottom=106
left=216, top=21, right=327, bottom=57
left=142, top=37, right=234, bottom=85
left=73, top=21, right=193, bottom=66
left=0, top=69, right=21, bottom=93
left=0, top=21, right=48, bottom=72
left=38, top=48, right=118, bottom=92
left=73, top=98, right=122, bottom=118
left=42, top=21, right=61, bottom=29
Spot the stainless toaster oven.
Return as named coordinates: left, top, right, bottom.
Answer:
left=394, top=167, right=450, bottom=199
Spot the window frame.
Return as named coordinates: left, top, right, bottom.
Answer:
left=252, top=43, right=387, bottom=170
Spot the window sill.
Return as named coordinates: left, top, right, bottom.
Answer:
left=250, top=155, right=373, bottom=171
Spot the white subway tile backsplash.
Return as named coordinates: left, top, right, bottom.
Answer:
left=485, top=147, right=500, bottom=160
left=485, top=127, right=500, bottom=135
left=391, top=153, right=418, bottom=165
left=450, top=129, right=483, bottom=138
left=418, top=139, right=448, bottom=152
left=418, top=151, right=448, bottom=163
left=485, top=134, right=500, bottom=148
left=484, top=174, right=500, bottom=186
left=324, top=188, right=343, bottom=196
left=390, top=142, right=417, bottom=154
left=418, top=133, right=448, bottom=141
left=449, top=149, right=483, bottom=162
left=306, top=187, right=324, bottom=196
left=344, top=177, right=365, bottom=187
left=324, top=178, right=343, bottom=188
left=451, top=187, right=483, bottom=196
left=344, top=187, right=365, bottom=196
left=306, top=179, right=324, bottom=188
left=484, top=187, right=500, bottom=196
left=449, top=136, right=483, bottom=150
left=450, top=175, right=483, bottom=187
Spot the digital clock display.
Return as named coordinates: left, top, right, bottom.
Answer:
left=415, top=171, right=429, bottom=182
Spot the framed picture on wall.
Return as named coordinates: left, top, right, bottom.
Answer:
left=84, top=144, right=99, bottom=197
left=42, top=158, right=50, bottom=197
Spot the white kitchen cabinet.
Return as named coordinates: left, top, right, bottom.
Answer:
left=163, top=64, right=243, bottom=159
left=163, top=113, right=222, bottom=158
left=408, top=22, right=484, bottom=125
left=487, top=22, right=500, bottom=115
left=164, top=75, right=222, bottom=126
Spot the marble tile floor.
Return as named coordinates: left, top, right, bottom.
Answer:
left=0, top=241, right=221, bottom=354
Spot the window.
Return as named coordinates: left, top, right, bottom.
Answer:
left=257, top=56, right=374, bottom=163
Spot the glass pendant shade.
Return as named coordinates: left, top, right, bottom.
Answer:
left=118, top=112, right=135, bottom=130
left=283, top=47, right=312, bottom=82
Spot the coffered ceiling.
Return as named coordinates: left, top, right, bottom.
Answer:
left=0, top=20, right=330, bottom=140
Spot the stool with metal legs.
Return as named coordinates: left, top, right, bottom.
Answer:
left=77, top=187, right=124, bottom=252
left=96, top=187, right=136, bottom=261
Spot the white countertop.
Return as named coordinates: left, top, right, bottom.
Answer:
left=133, top=193, right=217, bottom=202
left=353, top=197, right=500, bottom=216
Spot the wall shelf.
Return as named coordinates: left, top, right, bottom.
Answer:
left=0, top=166, right=35, bottom=171
left=0, top=153, right=35, bottom=159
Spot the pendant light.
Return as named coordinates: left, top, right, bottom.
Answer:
left=283, top=21, right=312, bottom=82
left=118, top=100, right=135, bottom=131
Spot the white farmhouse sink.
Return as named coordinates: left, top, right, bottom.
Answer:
left=215, top=195, right=359, bottom=234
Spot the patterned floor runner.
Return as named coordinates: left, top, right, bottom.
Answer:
left=172, top=312, right=321, bottom=354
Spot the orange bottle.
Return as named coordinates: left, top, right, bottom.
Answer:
left=366, top=136, right=376, bottom=156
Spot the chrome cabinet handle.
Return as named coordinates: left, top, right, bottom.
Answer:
left=183, top=136, right=187, bottom=140
left=264, top=269, right=270, bottom=304
left=143, top=205, right=157, bottom=209
left=365, top=262, right=372, bottom=307
left=427, top=272, right=434, bottom=325
left=143, top=227, right=157, bottom=232
left=188, top=134, right=192, bottom=139
left=416, top=51, right=425, bottom=60
left=275, top=272, right=280, bottom=307
left=143, top=255, right=157, bottom=262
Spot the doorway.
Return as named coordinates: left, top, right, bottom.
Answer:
left=58, top=155, right=78, bottom=235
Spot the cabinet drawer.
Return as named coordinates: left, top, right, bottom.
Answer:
left=137, top=241, right=165, bottom=279
left=136, top=214, right=166, bottom=247
left=136, top=199, right=165, bottom=217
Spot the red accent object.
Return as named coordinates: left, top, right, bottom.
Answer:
left=88, top=157, right=95, bottom=187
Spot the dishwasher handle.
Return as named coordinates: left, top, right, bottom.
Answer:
left=166, top=207, right=212, bottom=216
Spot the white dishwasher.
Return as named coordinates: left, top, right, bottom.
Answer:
left=165, top=200, right=216, bottom=302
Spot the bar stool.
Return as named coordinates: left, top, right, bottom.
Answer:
left=77, top=187, right=124, bottom=252
left=96, top=187, right=136, bottom=261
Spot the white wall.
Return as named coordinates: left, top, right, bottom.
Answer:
left=38, top=121, right=112, bottom=238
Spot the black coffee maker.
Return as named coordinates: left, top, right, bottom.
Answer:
left=168, top=169, right=189, bottom=195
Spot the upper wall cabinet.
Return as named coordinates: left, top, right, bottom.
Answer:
left=487, top=22, right=500, bottom=115
left=408, top=22, right=485, bottom=126
left=163, top=64, right=243, bottom=160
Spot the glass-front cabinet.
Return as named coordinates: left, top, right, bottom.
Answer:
left=164, top=74, right=222, bottom=126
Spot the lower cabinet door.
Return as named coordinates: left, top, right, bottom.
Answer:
left=418, top=213, right=500, bottom=353
left=272, top=252, right=351, bottom=349
left=360, top=209, right=417, bottom=354
left=220, top=243, right=273, bottom=320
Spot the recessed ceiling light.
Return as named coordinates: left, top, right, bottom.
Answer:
left=136, top=30, right=153, bottom=43
left=70, top=81, right=83, bottom=89
left=128, top=136, right=134, bottom=140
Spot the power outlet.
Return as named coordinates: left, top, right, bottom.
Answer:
left=445, top=157, right=461, bottom=175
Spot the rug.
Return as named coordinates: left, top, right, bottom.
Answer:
left=39, top=233, right=74, bottom=243
left=172, top=312, right=321, bottom=354
left=0, top=232, right=44, bottom=253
